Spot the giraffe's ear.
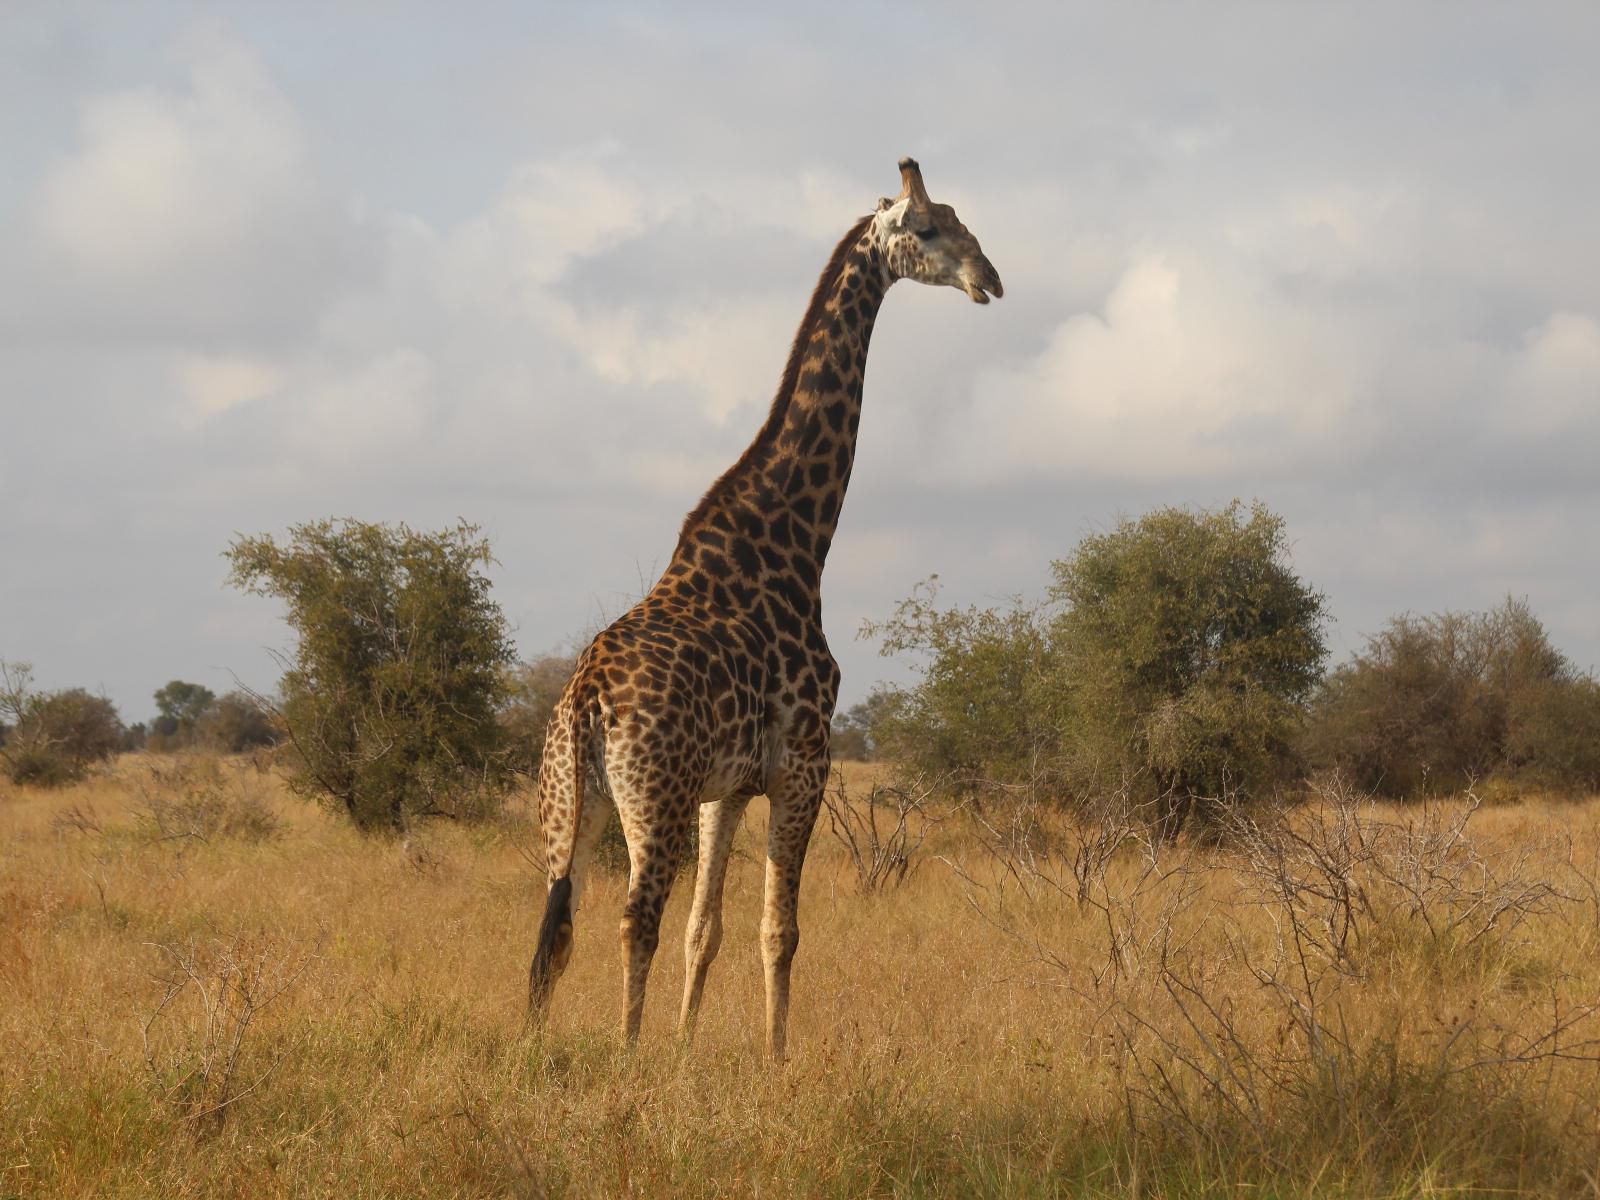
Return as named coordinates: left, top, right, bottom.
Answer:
left=876, top=196, right=911, bottom=229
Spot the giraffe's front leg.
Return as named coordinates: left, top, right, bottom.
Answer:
left=679, top=795, right=751, bottom=1040
left=761, top=780, right=823, bottom=1060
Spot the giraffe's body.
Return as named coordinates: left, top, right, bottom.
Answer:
left=530, top=159, right=1002, bottom=1057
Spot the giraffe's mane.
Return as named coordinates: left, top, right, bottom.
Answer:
left=676, top=213, right=875, bottom=547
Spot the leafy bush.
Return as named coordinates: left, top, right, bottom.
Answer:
left=195, top=692, right=281, bottom=754
left=7, top=746, right=76, bottom=788
left=1305, top=598, right=1600, bottom=797
left=225, top=519, right=515, bottom=832
left=497, top=653, right=577, bottom=777
left=1507, top=673, right=1600, bottom=793
left=830, top=688, right=904, bottom=762
left=0, top=660, right=125, bottom=786
left=868, top=503, right=1328, bottom=835
left=863, top=578, right=1065, bottom=793
left=1050, top=501, right=1328, bottom=834
left=22, top=688, right=125, bottom=769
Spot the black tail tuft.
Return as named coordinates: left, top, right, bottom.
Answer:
left=529, top=875, right=575, bottom=1012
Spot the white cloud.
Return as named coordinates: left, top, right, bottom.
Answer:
left=445, top=152, right=653, bottom=299
left=35, top=31, right=309, bottom=276
left=16, top=27, right=368, bottom=344
left=236, top=147, right=851, bottom=480
left=542, top=295, right=792, bottom=424
left=291, top=347, right=433, bottom=463
left=1506, top=311, right=1600, bottom=435
left=955, top=250, right=1359, bottom=482
left=173, top=353, right=281, bottom=424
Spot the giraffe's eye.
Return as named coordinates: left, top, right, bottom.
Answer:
left=913, top=227, right=938, bottom=242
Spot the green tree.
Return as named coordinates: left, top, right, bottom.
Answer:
left=195, top=691, right=282, bottom=753
left=1304, top=598, right=1600, bottom=797
left=497, top=652, right=578, bottom=777
left=866, top=503, right=1328, bottom=832
left=1507, top=673, right=1600, bottom=795
left=151, top=680, right=216, bottom=745
left=225, top=519, right=515, bottom=832
left=1051, top=502, right=1327, bottom=835
left=830, top=687, right=905, bottom=762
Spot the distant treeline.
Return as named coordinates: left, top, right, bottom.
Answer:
left=0, top=665, right=280, bottom=787
left=6, top=504, right=1597, bottom=834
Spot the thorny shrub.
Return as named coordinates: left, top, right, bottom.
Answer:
left=946, top=777, right=1600, bottom=1171
left=822, top=773, right=942, bottom=895
left=141, top=931, right=320, bottom=1139
left=137, top=758, right=283, bottom=845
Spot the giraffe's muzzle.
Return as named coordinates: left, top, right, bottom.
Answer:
left=962, top=257, right=1005, bottom=304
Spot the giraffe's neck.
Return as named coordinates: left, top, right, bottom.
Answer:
left=667, top=216, right=889, bottom=621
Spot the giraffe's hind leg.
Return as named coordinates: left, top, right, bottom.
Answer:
left=678, top=795, right=752, bottom=1039
left=761, top=777, right=824, bottom=1060
left=615, top=785, right=695, bottom=1043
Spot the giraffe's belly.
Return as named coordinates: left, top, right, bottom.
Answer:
left=596, top=692, right=765, bottom=809
left=698, top=713, right=769, bottom=804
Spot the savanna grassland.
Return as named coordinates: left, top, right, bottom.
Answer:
left=4, top=758, right=1600, bottom=1198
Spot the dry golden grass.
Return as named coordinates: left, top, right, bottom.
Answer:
left=3, top=756, right=1600, bottom=1197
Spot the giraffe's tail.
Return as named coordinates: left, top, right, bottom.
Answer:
left=528, top=875, right=573, bottom=1014
left=529, top=699, right=592, bottom=1014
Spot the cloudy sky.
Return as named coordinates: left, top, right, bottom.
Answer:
left=3, top=3, right=1598, bottom=724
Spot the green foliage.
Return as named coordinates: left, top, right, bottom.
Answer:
left=224, top=519, right=515, bottom=832
left=497, top=653, right=577, bottom=777
left=141, top=683, right=279, bottom=755
left=828, top=724, right=869, bottom=763
left=194, top=692, right=282, bottom=754
left=151, top=680, right=216, bottom=745
left=1305, top=598, right=1600, bottom=797
left=1051, top=501, right=1328, bottom=831
left=0, top=659, right=126, bottom=786
left=868, top=503, right=1328, bottom=832
left=1509, top=673, right=1600, bottom=794
left=863, top=578, right=1064, bottom=790
left=8, top=745, right=76, bottom=787
left=829, top=687, right=904, bottom=762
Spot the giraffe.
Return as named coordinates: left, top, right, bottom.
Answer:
left=529, top=157, right=1003, bottom=1058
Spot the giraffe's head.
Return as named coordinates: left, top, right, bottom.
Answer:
left=873, top=158, right=1004, bottom=304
